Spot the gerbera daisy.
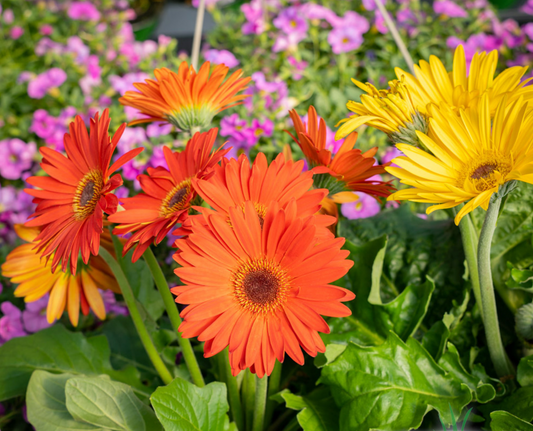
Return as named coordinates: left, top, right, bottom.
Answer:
left=1, top=225, right=120, bottom=326
left=386, top=93, right=533, bottom=224
left=288, top=106, right=394, bottom=203
left=24, top=109, right=143, bottom=274
left=172, top=201, right=354, bottom=377
left=335, top=45, right=532, bottom=143
left=108, top=128, right=229, bottom=262
left=187, top=151, right=335, bottom=238
left=119, top=61, right=251, bottom=132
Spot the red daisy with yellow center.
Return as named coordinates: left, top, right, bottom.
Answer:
left=288, top=106, right=394, bottom=203
left=119, top=61, right=251, bottom=132
left=108, top=128, right=229, bottom=262
left=172, top=201, right=354, bottom=377
left=24, top=109, right=143, bottom=274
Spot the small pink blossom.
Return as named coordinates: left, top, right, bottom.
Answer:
left=68, top=2, right=101, bottom=21
left=433, top=0, right=468, bottom=18
left=40, top=24, right=53, bottom=35
left=341, top=192, right=381, bottom=219
left=10, top=26, right=24, bottom=39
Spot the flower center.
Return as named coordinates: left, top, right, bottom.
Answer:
left=233, top=258, right=290, bottom=314
left=462, top=152, right=512, bottom=192
left=160, top=179, right=192, bottom=217
left=73, top=171, right=103, bottom=221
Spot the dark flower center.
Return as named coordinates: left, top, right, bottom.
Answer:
left=80, top=181, right=95, bottom=207
left=168, top=187, right=189, bottom=208
left=470, top=163, right=498, bottom=180
left=243, top=270, right=279, bottom=305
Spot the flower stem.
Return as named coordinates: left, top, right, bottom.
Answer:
left=372, top=0, right=416, bottom=75
left=264, top=361, right=282, bottom=427
left=98, top=246, right=173, bottom=385
left=218, top=350, right=245, bottom=431
left=191, top=0, right=206, bottom=70
left=253, top=375, right=268, bottom=431
left=242, top=370, right=256, bottom=430
left=477, top=196, right=515, bottom=378
left=143, top=247, right=205, bottom=387
left=453, top=207, right=483, bottom=322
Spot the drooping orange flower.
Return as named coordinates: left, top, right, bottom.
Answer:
left=183, top=152, right=335, bottom=239
left=119, top=61, right=251, bottom=132
left=287, top=106, right=394, bottom=203
left=108, top=128, right=229, bottom=262
left=172, top=201, right=354, bottom=377
left=1, top=225, right=120, bottom=326
left=24, top=109, right=143, bottom=274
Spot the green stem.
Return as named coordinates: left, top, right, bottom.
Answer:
left=243, top=370, right=256, bottom=430
left=253, top=375, right=268, bottom=431
left=264, top=361, right=282, bottom=427
left=218, top=351, right=245, bottom=431
left=98, top=246, right=173, bottom=385
left=454, top=207, right=483, bottom=322
left=477, top=197, right=515, bottom=378
left=281, top=417, right=300, bottom=431
left=143, top=247, right=205, bottom=387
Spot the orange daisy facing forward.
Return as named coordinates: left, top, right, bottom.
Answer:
left=119, top=61, right=251, bottom=132
left=1, top=225, right=120, bottom=326
left=25, top=109, right=143, bottom=274
left=288, top=106, right=394, bottom=203
left=108, top=128, right=229, bottom=262
left=172, top=201, right=354, bottom=377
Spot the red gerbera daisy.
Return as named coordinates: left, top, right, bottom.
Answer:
left=287, top=106, right=394, bottom=203
left=25, top=109, right=143, bottom=274
left=108, top=128, right=228, bottom=262
left=172, top=201, right=354, bottom=377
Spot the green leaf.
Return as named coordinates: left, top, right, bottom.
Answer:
left=422, top=321, right=450, bottom=361
left=278, top=387, right=340, bottom=431
left=0, top=325, right=109, bottom=401
left=26, top=371, right=98, bottom=431
left=320, top=333, right=472, bottom=430
left=480, top=387, right=533, bottom=423
left=151, top=378, right=230, bottom=431
left=65, top=375, right=163, bottom=431
left=438, top=343, right=496, bottom=403
left=490, top=411, right=533, bottom=431
left=518, top=355, right=533, bottom=387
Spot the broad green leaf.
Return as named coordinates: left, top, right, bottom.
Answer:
left=279, top=387, right=340, bottom=431
left=518, top=355, right=533, bottom=387
left=320, top=333, right=472, bottom=430
left=65, top=375, right=162, bottom=431
left=507, top=268, right=533, bottom=292
left=422, top=321, right=450, bottom=361
left=480, top=387, right=533, bottom=423
left=438, top=343, right=496, bottom=403
left=314, top=344, right=347, bottom=368
left=151, top=377, right=229, bottom=431
left=26, top=371, right=98, bottom=431
left=490, top=411, right=533, bottom=431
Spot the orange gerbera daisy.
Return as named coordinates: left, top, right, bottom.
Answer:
left=24, top=109, right=143, bottom=274
left=108, top=128, right=229, bottom=262
left=172, top=201, right=354, bottom=377
left=287, top=106, right=394, bottom=203
left=186, top=152, right=335, bottom=238
left=119, top=61, right=251, bottom=132
left=1, top=225, right=120, bottom=326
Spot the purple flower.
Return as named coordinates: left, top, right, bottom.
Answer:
left=30, top=109, right=56, bottom=139
left=241, top=0, right=265, bottom=35
left=220, top=114, right=249, bottom=140
left=0, top=401, right=5, bottom=416
left=273, top=7, right=308, bottom=34
left=204, top=49, right=239, bottom=68
left=40, top=24, right=53, bottom=35
left=68, top=2, right=101, bottom=21
left=10, top=26, right=24, bottom=39
left=522, top=0, right=533, bottom=14
left=287, top=56, right=307, bottom=80
left=101, top=291, right=129, bottom=316
left=301, top=4, right=339, bottom=25
left=0, top=283, right=2, bottom=295
left=22, top=295, right=53, bottom=333
left=247, top=118, right=274, bottom=145
left=433, top=0, right=468, bottom=18
left=66, top=36, right=90, bottom=63
left=333, top=11, right=370, bottom=30
left=382, top=147, right=403, bottom=168
left=158, top=35, right=172, bottom=46
left=35, top=37, right=63, bottom=56
left=147, top=123, right=173, bottom=138
left=328, top=26, right=365, bottom=54
left=79, top=74, right=101, bottom=96
left=87, top=55, right=101, bottom=79
left=273, top=32, right=306, bottom=52
left=149, top=145, right=168, bottom=169
left=17, top=71, right=35, bottom=84
left=27, top=68, right=67, bottom=99
left=375, top=12, right=388, bottom=34
left=341, top=192, right=381, bottom=219
left=0, top=139, right=36, bottom=180
left=3, top=9, right=14, bottom=24
left=524, top=23, right=533, bottom=40
left=0, top=302, right=27, bottom=344
left=109, top=72, right=149, bottom=96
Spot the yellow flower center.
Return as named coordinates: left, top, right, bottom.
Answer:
left=73, top=170, right=104, bottom=221
left=462, top=152, right=512, bottom=192
left=160, top=179, right=192, bottom=217
left=233, top=258, right=291, bottom=314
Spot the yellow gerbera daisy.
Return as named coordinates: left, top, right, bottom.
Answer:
left=1, top=225, right=120, bottom=326
left=386, top=93, right=533, bottom=224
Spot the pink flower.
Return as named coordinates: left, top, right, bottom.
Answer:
left=328, top=26, right=365, bottom=54
left=158, top=34, right=172, bottom=46
left=146, top=123, right=173, bottom=138
left=382, top=147, right=403, bottom=168
left=241, top=0, right=265, bottom=35
left=341, top=192, right=382, bottom=219
left=10, top=26, right=24, bottom=39
left=273, top=31, right=306, bottom=52
left=66, top=36, right=90, bottom=63
left=40, top=24, right=53, bottom=35
left=301, top=4, right=339, bottom=25
left=375, top=12, right=388, bottom=34
left=109, top=72, right=149, bottom=96
left=3, top=9, right=14, bottom=24
left=273, top=7, right=308, bottom=35
left=22, top=295, right=53, bottom=333
left=204, top=49, right=239, bottom=68
left=433, top=0, right=468, bottom=18
left=68, top=2, right=101, bottom=21
left=0, top=139, right=36, bottom=180
left=27, top=68, right=67, bottom=99
left=287, top=56, right=307, bottom=80
left=0, top=302, right=27, bottom=345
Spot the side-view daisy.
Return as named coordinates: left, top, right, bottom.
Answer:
left=172, top=201, right=354, bottom=377
left=24, top=109, right=143, bottom=274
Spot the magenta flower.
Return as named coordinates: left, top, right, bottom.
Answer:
left=35, top=37, right=63, bottom=56
left=522, top=0, right=533, bottom=14
left=22, top=295, right=53, bottom=333
left=220, top=113, right=249, bottom=139
left=204, top=49, right=239, bottom=68
left=273, top=7, right=308, bottom=34
left=66, top=36, right=90, bottom=63
left=27, top=68, right=67, bottom=99
left=0, top=302, right=27, bottom=345
left=287, top=56, right=307, bottom=80
left=68, top=2, right=101, bottom=21
left=301, top=3, right=339, bottom=25
left=341, top=192, right=381, bottom=219
left=149, top=145, right=168, bottom=169
left=273, top=31, right=306, bottom=52
left=433, top=0, right=468, bottom=18
left=241, top=0, right=265, bottom=35
left=0, top=139, right=36, bottom=180
left=375, top=11, right=388, bottom=34
left=17, top=71, right=35, bottom=84
left=40, top=24, right=53, bottom=35
left=3, top=9, right=14, bottom=24
left=524, top=23, right=533, bottom=40
left=101, top=291, right=129, bottom=316
left=382, top=147, right=403, bottom=168
left=246, top=118, right=274, bottom=146
left=328, top=26, right=365, bottom=54
left=10, top=26, right=24, bottom=39
left=109, top=72, right=149, bottom=96
left=146, top=123, right=173, bottom=138
left=158, top=35, right=172, bottom=46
